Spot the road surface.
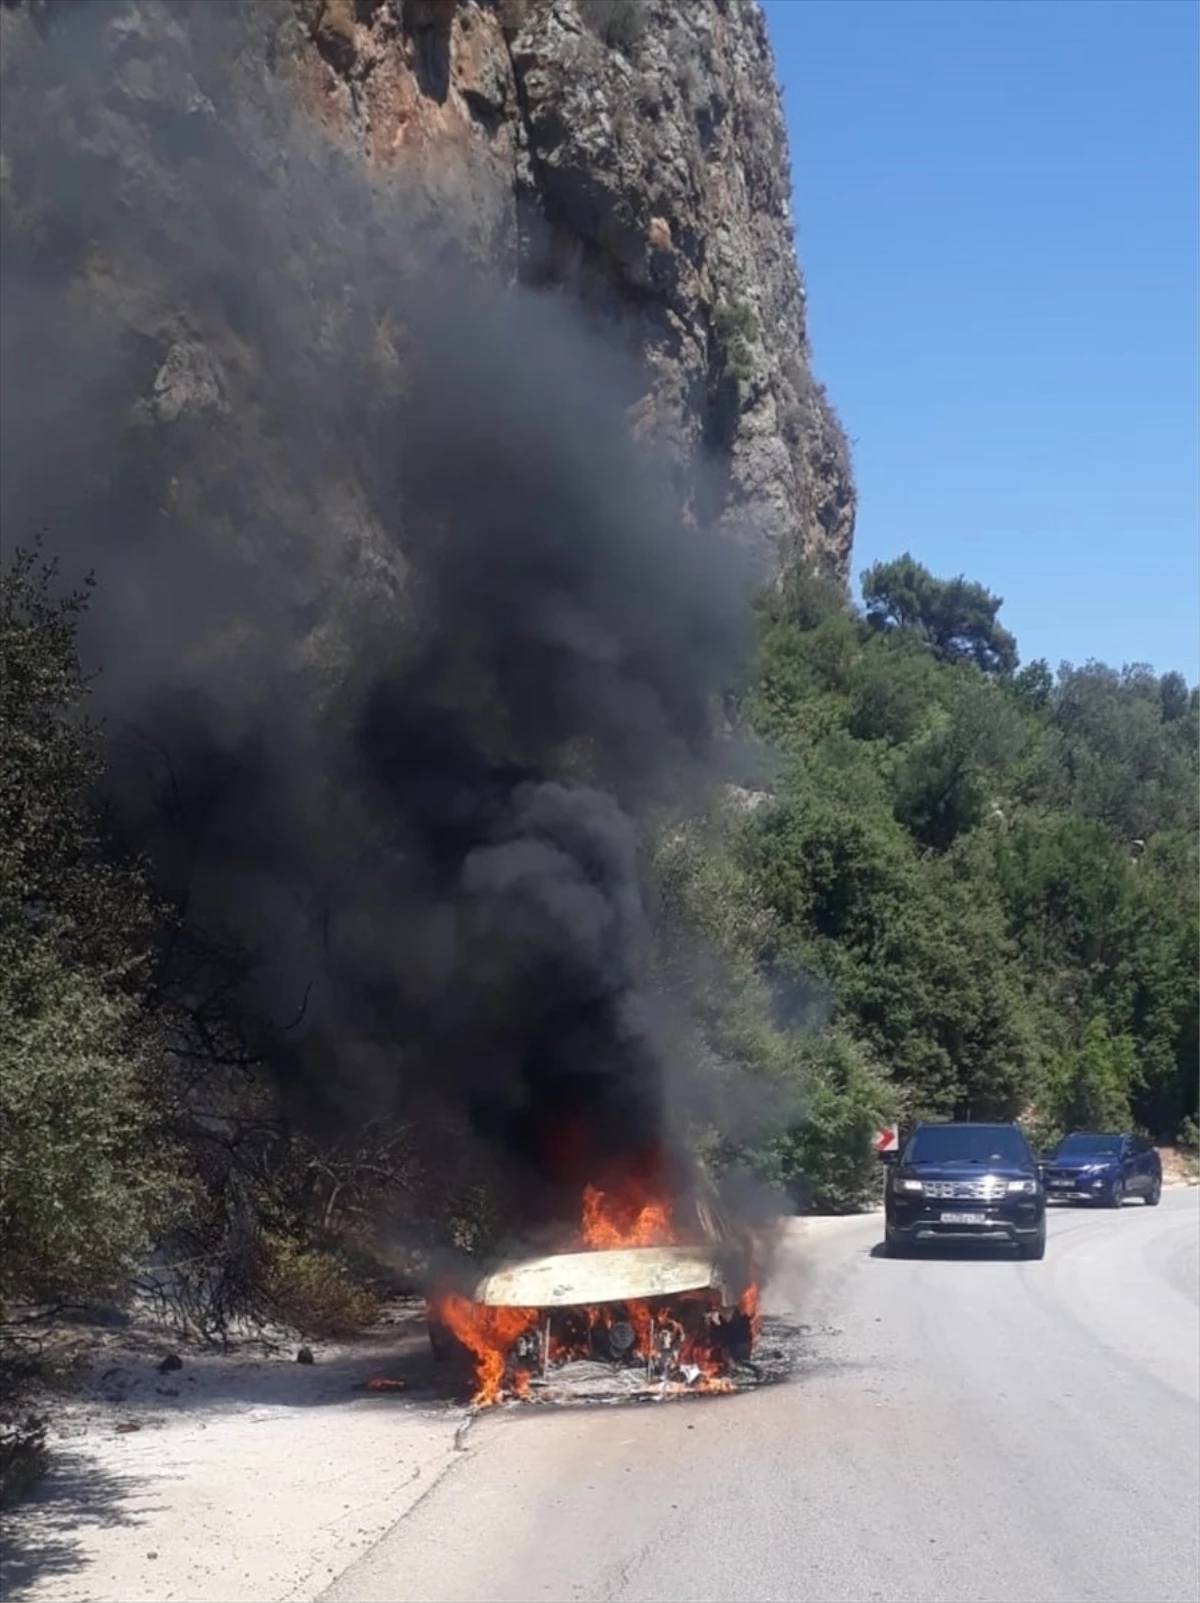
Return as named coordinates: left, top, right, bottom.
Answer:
left=322, top=1190, right=1199, bottom=1603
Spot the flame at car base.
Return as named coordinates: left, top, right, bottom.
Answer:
left=430, top=1174, right=762, bottom=1407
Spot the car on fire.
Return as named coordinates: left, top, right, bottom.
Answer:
left=430, top=1244, right=756, bottom=1389
left=882, top=1120, right=1047, bottom=1259
left=1040, top=1131, right=1163, bottom=1207
left=426, top=1177, right=762, bottom=1404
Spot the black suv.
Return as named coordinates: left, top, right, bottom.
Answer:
left=883, top=1122, right=1046, bottom=1259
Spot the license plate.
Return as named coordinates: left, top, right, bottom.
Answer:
left=939, top=1211, right=984, bottom=1225
left=1050, top=1179, right=1071, bottom=1187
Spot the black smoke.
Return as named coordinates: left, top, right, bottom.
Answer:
left=0, top=0, right=763, bottom=1244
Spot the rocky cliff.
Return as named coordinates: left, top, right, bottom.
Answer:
left=0, top=0, right=854, bottom=594
left=297, top=0, right=855, bottom=578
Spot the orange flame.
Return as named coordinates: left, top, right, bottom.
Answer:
left=580, top=1177, right=676, bottom=1250
left=738, top=1283, right=762, bottom=1340
left=433, top=1291, right=539, bottom=1406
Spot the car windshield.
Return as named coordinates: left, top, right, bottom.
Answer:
left=904, top=1125, right=1031, bottom=1167
left=1054, top=1133, right=1122, bottom=1160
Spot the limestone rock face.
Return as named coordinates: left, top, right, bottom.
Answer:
left=0, top=0, right=853, bottom=590
left=296, top=0, right=855, bottom=579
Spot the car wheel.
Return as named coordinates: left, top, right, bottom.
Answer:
left=1019, top=1226, right=1047, bottom=1261
left=1145, top=1176, right=1162, bottom=1207
left=883, top=1230, right=910, bottom=1258
left=1106, top=1178, right=1124, bottom=1208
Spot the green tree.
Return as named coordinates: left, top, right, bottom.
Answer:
left=1036, top=662, right=1199, bottom=840
left=0, top=543, right=177, bottom=1308
left=891, top=676, right=1027, bottom=851
left=987, top=811, right=1134, bottom=982
left=1118, top=830, right=1200, bottom=1136
left=846, top=632, right=943, bottom=746
left=743, top=552, right=1197, bottom=1154
left=862, top=552, right=1018, bottom=674
left=742, top=770, right=1034, bottom=1122
left=1010, top=657, right=1054, bottom=714
left=1042, top=1015, right=1142, bottom=1140
left=771, top=1030, right=893, bottom=1213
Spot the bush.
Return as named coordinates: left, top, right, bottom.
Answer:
left=1, top=543, right=179, bottom=1312
left=260, top=1234, right=381, bottom=1339
left=712, top=300, right=758, bottom=384
left=0, top=947, right=178, bottom=1308
left=581, top=0, right=646, bottom=55
left=771, top=1032, right=893, bottom=1213
left=1041, top=1015, right=1142, bottom=1143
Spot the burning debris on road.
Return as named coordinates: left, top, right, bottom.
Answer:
left=428, top=1165, right=764, bottom=1407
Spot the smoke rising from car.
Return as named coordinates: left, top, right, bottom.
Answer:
left=0, top=0, right=783, bottom=1245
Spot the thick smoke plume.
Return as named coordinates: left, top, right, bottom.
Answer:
left=1, top=0, right=770, bottom=1251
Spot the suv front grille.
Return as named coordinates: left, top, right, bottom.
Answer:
left=922, top=1177, right=1010, bottom=1201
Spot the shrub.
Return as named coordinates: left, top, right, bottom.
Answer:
left=0, top=948, right=178, bottom=1308
left=712, top=300, right=758, bottom=383
left=1, top=543, right=179, bottom=1312
left=580, top=0, right=646, bottom=55
left=772, top=1032, right=894, bottom=1213
left=260, top=1234, right=382, bottom=1340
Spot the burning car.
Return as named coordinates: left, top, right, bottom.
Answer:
left=427, top=1173, right=762, bottom=1405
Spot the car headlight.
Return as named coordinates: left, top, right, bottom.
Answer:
left=1007, top=1179, right=1037, bottom=1195
left=895, top=1178, right=923, bottom=1194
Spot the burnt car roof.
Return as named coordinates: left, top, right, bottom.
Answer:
left=470, top=1245, right=734, bottom=1310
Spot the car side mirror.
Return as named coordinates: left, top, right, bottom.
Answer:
left=877, top=1149, right=898, bottom=1166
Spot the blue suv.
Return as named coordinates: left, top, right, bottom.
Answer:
left=1041, top=1131, right=1163, bottom=1207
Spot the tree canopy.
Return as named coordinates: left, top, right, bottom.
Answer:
left=741, top=561, right=1198, bottom=1151
left=861, top=552, right=1019, bottom=675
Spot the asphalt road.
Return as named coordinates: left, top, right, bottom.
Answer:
left=322, top=1189, right=1199, bottom=1603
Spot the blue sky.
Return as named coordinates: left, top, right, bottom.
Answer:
left=763, top=0, right=1198, bottom=681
